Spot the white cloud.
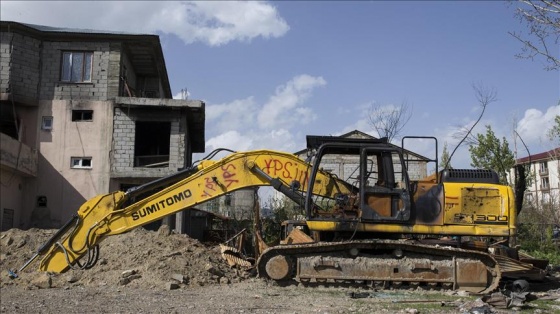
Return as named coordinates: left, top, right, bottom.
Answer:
left=205, top=130, right=253, bottom=153
left=203, top=128, right=297, bottom=160
left=258, top=75, right=326, bottom=129
left=516, top=105, right=560, bottom=149
left=0, top=1, right=289, bottom=46
left=246, top=129, right=298, bottom=152
left=206, top=97, right=258, bottom=134
left=199, top=75, right=324, bottom=159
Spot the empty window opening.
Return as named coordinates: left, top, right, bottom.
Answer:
left=71, top=157, right=92, bottom=169
left=71, top=110, right=93, bottom=122
left=61, top=51, right=93, bottom=83
left=134, top=121, right=171, bottom=167
left=37, top=196, right=47, bottom=207
left=0, top=102, right=18, bottom=139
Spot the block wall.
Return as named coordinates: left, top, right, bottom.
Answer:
left=111, top=107, right=186, bottom=176
left=0, top=32, right=41, bottom=98
left=39, top=41, right=121, bottom=100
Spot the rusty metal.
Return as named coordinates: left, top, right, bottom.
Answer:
left=492, top=254, right=546, bottom=281
left=257, top=240, right=501, bottom=294
left=219, top=244, right=252, bottom=268
left=264, top=255, right=292, bottom=280
left=280, top=228, right=314, bottom=245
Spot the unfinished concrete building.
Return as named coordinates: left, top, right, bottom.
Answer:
left=0, top=21, right=205, bottom=232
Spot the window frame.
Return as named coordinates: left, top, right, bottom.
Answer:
left=541, top=177, right=550, bottom=189
left=42, top=116, right=53, bottom=130
left=70, top=157, right=93, bottom=169
left=71, top=110, right=94, bottom=122
left=61, top=51, right=93, bottom=83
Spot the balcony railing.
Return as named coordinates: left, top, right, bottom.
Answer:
left=134, top=155, right=169, bottom=168
left=0, top=133, right=37, bottom=176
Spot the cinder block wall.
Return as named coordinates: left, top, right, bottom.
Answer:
left=111, top=107, right=186, bottom=175
left=0, top=32, right=41, bottom=98
left=39, top=42, right=121, bottom=101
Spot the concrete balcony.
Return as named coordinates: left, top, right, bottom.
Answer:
left=0, top=132, right=37, bottom=177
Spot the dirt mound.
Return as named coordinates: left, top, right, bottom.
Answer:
left=0, top=227, right=253, bottom=290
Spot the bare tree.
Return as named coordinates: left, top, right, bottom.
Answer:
left=368, top=102, right=412, bottom=142
left=449, top=84, right=498, bottom=161
left=509, top=0, right=560, bottom=71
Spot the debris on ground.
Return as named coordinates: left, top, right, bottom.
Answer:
left=0, top=226, right=253, bottom=290
left=2, top=227, right=560, bottom=313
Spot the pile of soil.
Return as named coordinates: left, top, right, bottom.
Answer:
left=0, top=226, right=252, bottom=290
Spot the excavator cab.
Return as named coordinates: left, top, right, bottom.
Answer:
left=304, top=136, right=412, bottom=224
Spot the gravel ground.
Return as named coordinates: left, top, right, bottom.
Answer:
left=2, top=228, right=560, bottom=313
left=0, top=279, right=514, bottom=314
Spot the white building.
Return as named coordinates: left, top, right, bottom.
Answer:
left=516, top=147, right=560, bottom=209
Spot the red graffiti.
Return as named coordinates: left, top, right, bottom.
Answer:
left=221, top=164, right=239, bottom=187
left=200, top=177, right=217, bottom=197
left=262, top=158, right=309, bottom=187
left=200, top=164, right=239, bottom=197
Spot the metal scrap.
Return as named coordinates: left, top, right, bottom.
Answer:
left=219, top=244, right=253, bottom=268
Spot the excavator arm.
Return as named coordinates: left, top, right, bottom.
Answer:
left=22, top=149, right=353, bottom=274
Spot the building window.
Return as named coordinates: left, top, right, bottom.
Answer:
left=71, top=110, right=93, bottom=121
left=541, top=191, right=550, bottom=204
left=61, top=51, right=93, bottom=82
left=42, top=116, right=53, bottom=130
left=134, top=121, right=171, bottom=167
left=37, top=196, right=47, bottom=207
left=71, top=157, right=92, bottom=169
left=539, top=162, right=549, bottom=175
left=541, top=177, right=550, bottom=190
left=205, top=198, right=220, bottom=214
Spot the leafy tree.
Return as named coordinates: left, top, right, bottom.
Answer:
left=468, top=125, right=515, bottom=185
left=514, top=113, right=560, bottom=264
left=439, top=141, right=453, bottom=170
left=547, top=114, right=560, bottom=142
left=259, top=195, right=303, bottom=245
left=509, top=0, right=560, bottom=71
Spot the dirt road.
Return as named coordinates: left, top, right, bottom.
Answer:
left=2, top=228, right=560, bottom=313
left=0, top=279, right=516, bottom=314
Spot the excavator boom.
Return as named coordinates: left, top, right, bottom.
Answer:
left=30, top=150, right=348, bottom=273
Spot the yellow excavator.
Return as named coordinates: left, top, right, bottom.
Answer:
left=16, top=135, right=544, bottom=293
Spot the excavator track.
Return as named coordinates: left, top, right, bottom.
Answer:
left=257, top=240, right=501, bottom=294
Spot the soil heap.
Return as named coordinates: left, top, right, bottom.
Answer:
left=0, top=226, right=252, bottom=290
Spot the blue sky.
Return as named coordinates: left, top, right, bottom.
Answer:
left=2, top=1, right=558, bottom=169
